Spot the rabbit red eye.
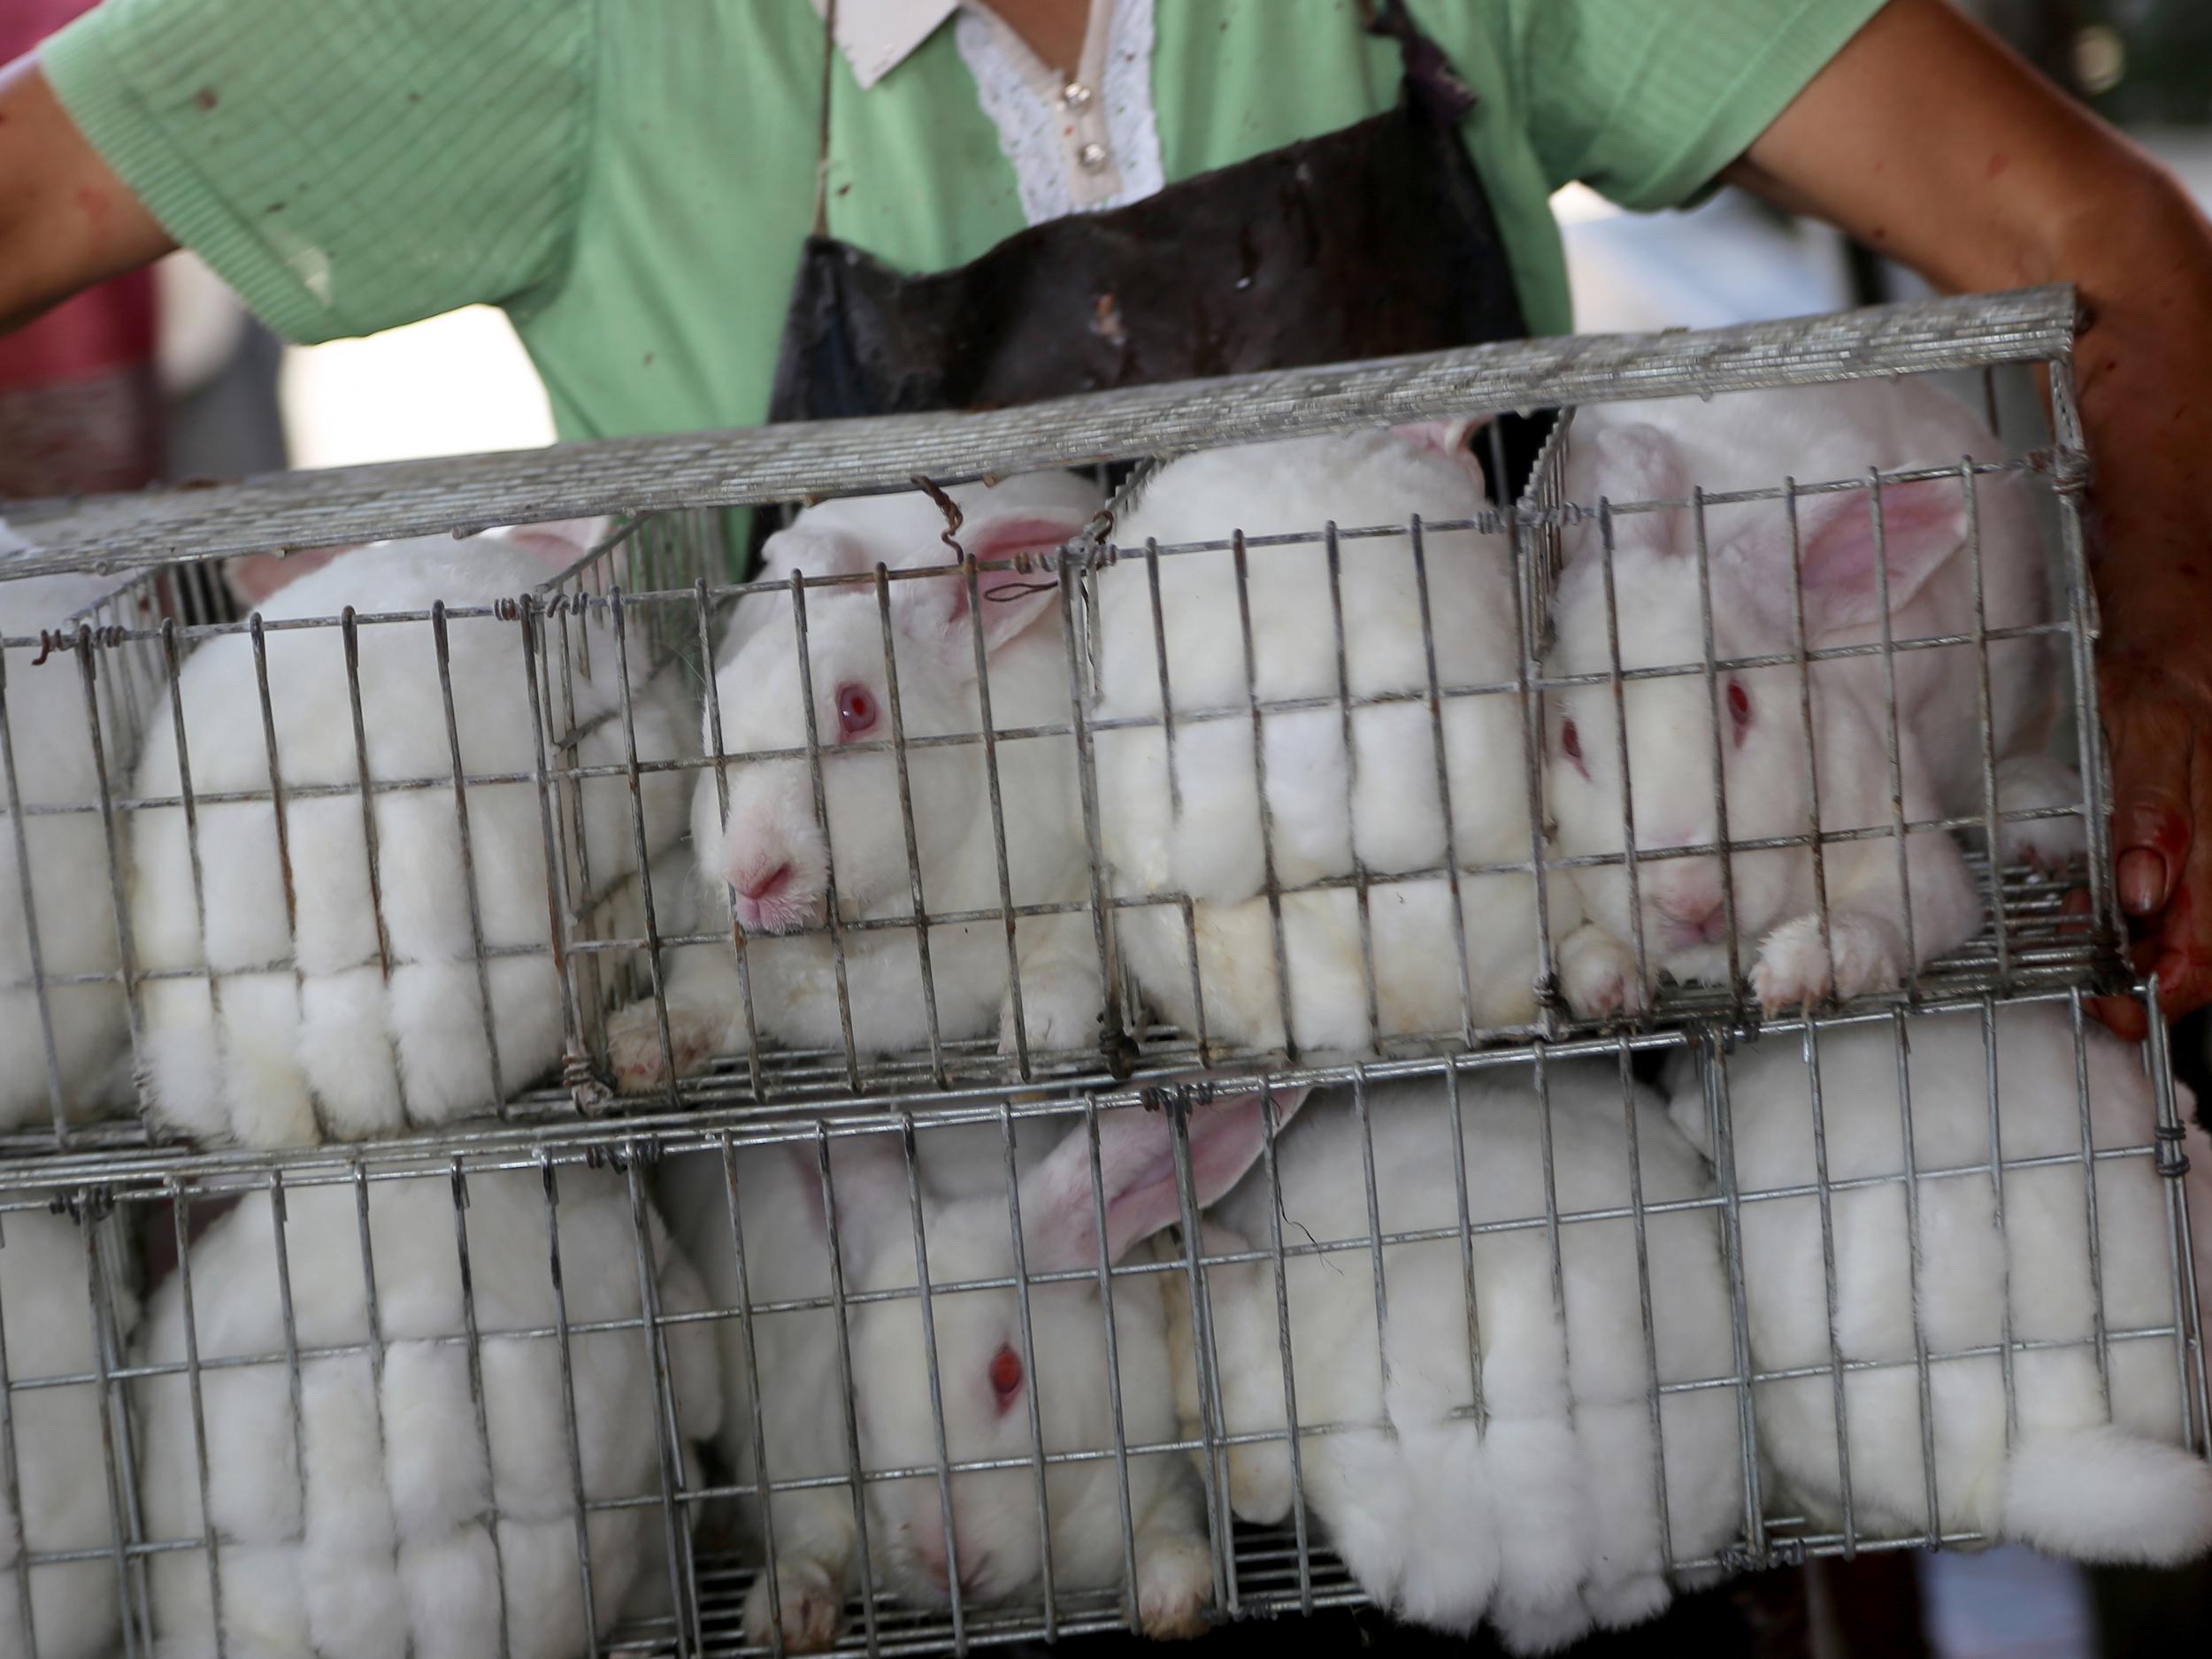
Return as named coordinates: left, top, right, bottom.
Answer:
left=1727, top=681, right=1752, bottom=744
left=1560, top=718, right=1581, bottom=762
left=989, top=1344, right=1024, bottom=1409
left=836, top=682, right=878, bottom=740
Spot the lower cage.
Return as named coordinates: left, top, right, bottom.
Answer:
left=1, top=984, right=2201, bottom=1659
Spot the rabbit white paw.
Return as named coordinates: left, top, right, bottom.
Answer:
left=1557, top=925, right=1649, bottom=1021
left=606, top=995, right=727, bottom=1094
left=742, top=1557, right=846, bottom=1654
left=1224, top=1442, right=1296, bottom=1528
left=1994, top=753, right=2087, bottom=872
left=1133, top=1530, right=1214, bottom=1640
left=1494, top=1592, right=1597, bottom=1656
left=1585, top=1570, right=1671, bottom=1632
left=1752, top=913, right=1902, bottom=1014
left=999, top=962, right=1102, bottom=1056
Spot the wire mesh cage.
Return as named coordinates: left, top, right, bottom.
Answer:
left=0, top=286, right=2205, bottom=1659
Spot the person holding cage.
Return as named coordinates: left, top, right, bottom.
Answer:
left=4, top=3, right=2211, bottom=1655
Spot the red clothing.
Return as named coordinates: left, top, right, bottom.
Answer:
left=0, top=0, right=161, bottom=496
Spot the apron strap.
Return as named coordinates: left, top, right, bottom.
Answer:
left=1360, top=0, right=1478, bottom=125
left=813, top=0, right=840, bottom=237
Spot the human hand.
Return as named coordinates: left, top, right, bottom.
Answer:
left=2091, top=652, right=2212, bottom=1039
left=2069, top=289, right=2212, bottom=1040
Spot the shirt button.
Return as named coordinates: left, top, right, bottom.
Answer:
left=1078, top=141, right=1109, bottom=172
left=1062, top=81, right=1093, bottom=109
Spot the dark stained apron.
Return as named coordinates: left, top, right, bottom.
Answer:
left=765, top=0, right=1542, bottom=500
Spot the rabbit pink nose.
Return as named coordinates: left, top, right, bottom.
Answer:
left=734, top=860, right=793, bottom=903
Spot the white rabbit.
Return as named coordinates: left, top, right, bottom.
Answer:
left=1544, top=379, right=2083, bottom=1017
left=1, top=541, right=142, bottom=1126
left=1667, top=1003, right=2212, bottom=1562
left=1163, top=1065, right=1742, bottom=1652
left=607, top=474, right=1108, bottom=1093
left=1090, top=431, right=1548, bottom=1054
left=134, top=1161, right=722, bottom=1659
left=0, top=1202, right=140, bottom=1659
left=129, top=525, right=693, bottom=1145
left=656, top=1087, right=1307, bottom=1651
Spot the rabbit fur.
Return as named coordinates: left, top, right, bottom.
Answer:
left=134, top=1163, right=721, bottom=1659
left=127, top=526, right=692, bottom=1145
left=1544, top=379, right=2083, bottom=1017
left=1161, top=1066, right=1743, bottom=1652
left=656, top=1088, right=1306, bottom=1651
left=608, top=475, right=1107, bottom=1094
left=221, top=519, right=614, bottom=614
left=1665, top=1003, right=2212, bottom=1562
left=0, top=1202, right=141, bottom=1659
left=0, top=545, right=144, bottom=1126
left=1090, top=431, right=1554, bottom=1053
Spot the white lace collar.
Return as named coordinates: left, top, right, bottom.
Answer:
left=955, top=0, right=1162, bottom=223
left=809, top=0, right=1165, bottom=227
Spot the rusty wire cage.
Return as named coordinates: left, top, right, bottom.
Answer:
left=0, top=286, right=2204, bottom=1659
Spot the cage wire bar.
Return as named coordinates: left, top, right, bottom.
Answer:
left=0, top=286, right=2207, bottom=1659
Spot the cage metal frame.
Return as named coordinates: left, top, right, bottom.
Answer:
left=1, top=285, right=2205, bottom=1659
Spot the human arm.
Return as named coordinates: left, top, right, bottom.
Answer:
left=3, top=0, right=594, bottom=349
left=0, top=53, right=173, bottom=335
left=1724, top=0, right=2212, bottom=1036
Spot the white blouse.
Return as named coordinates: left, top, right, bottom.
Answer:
left=811, top=0, right=1167, bottom=227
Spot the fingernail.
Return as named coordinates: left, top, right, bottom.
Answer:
left=2117, top=849, right=2169, bottom=915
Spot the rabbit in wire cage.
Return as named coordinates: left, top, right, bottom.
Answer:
left=1090, top=427, right=1602, bottom=1056
left=607, top=472, right=1107, bottom=1091
left=1665, top=1002, right=2212, bottom=1562
left=133, top=1162, right=722, bottom=1659
left=655, top=1087, right=1309, bottom=1652
left=127, top=523, right=695, bottom=1146
left=1544, top=377, right=2085, bottom=1018
left=0, top=531, right=142, bottom=1126
left=0, top=1202, right=140, bottom=1659
left=1161, top=1064, right=1744, bottom=1653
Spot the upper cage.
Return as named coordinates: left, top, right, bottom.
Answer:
left=0, top=284, right=2120, bottom=1152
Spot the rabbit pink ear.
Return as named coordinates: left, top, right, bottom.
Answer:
left=965, top=513, right=1083, bottom=647
left=222, top=544, right=351, bottom=611
left=1390, top=416, right=1492, bottom=461
left=1019, top=1087, right=1310, bottom=1274
left=898, top=511, right=1086, bottom=665
left=501, top=518, right=613, bottom=569
left=1783, top=474, right=1967, bottom=634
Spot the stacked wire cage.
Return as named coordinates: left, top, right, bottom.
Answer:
left=0, top=284, right=2204, bottom=1659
